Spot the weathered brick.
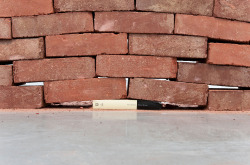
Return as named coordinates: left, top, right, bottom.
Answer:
left=44, top=78, right=127, bottom=103
left=95, top=12, right=174, bottom=34
left=0, top=0, right=53, bottom=17
left=128, top=78, right=208, bottom=106
left=0, top=86, right=44, bottom=109
left=175, top=14, right=250, bottom=43
left=0, top=65, right=13, bottom=86
left=208, top=90, right=243, bottom=111
left=0, top=38, right=44, bottom=62
left=136, top=0, right=214, bottom=16
left=243, top=91, right=250, bottom=111
left=177, top=63, right=250, bottom=87
left=14, top=57, right=95, bottom=83
left=129, top=34, right=207, bottom=58
left=0, top=18, right=11, bottom=39
left=46, top=33, right=128, bottom=57
left=214, top=0, right=250, bottom=22
left=54, top=0, right=134, bottom=12
left=12, top=12, right=93, bottom=38
left=96, top=55, right=177, bottom=78
left=208, top=43, right=250, bottom=67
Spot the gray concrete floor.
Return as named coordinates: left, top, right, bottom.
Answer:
left=1, top=110, right=250, bottom=165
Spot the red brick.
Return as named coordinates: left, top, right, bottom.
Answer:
left=129, top=34, right=207, bottom=58
left=175, top=14, right=250, bottom=43
left=208, top=90, right=243, bottom=111
left=128, top=78, right=208, bottom=106
left=12, top=12, right=93, bottom=38
left=95, top=12, right=174, bottom=34
left=0, top=18, right=11, bottom=39
left=214, top=0, right=250, bottom=22
left=14, top=57, right=95, bottom=83
left=0, top=38, right=44, bottom=62
left=46, top=33, right=128, bottom=57
left=44, top=78, right=127, bottom=103
left=0, top=0, right=53, bottom=17
left=96, top=55, right=177, bottom=78
left=0, top=65, right=13, bottom=86
left=54, top=0, right=134, bottom=12
left=208, top=43, right=250, bottom=67
left=0, top=86, right=44, bottom=109
left=243, top=91, right=250, bottom=111
left=136, top=0, right=214, bottom=16
left=177, top=63, right=250, bottom=87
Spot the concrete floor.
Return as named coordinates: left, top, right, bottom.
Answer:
left=1, top=110, right=250, bottom=165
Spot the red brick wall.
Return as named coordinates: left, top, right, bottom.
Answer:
left=0, top=0, right=249, bottom=110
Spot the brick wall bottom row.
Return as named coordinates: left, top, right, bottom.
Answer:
left=0, top=78, right=249, bottom=111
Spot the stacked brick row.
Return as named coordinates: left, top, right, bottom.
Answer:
left=0, top=0, right=249, bottom=110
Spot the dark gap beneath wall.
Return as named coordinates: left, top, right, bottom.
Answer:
left=208, top=38, right=250, bottom=45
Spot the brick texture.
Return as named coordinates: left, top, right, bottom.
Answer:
left=96, top=55, right=177, bottom=78
left=175, top=14, right=250, bottom=42
left=208, top=43, right=250, bottom=67
left=0, top=38, right=44, bottom=62
left=95, top=12, right=174, bottom=34
left=129, top=34, right=207, bottom=58
left=54, top=0, right=134, bottom=12
left=0, top=18, right=11, bottom=39
left=128, top=78, right=208, bottom=106
left=214, top=0, right=250, bottom=22
left=0, top=65, right=13, bottom=86
left=44, top=78, right=127, bottom=103
left=12, top=12, right=93, bottom=38
left=136, top=0, right=214, bottom=16
left=208, top=90, right=249, bottom=111
left=208, top=90, right=242, bottom=111
left=46, top=33, right=128, bottom=57
left=177, top=63, right=250, bottom=87
left=0, top=86, right=44, bottom=109
left=14, top=57, right=95, bottom=83
left=0, top=0, right=53, bottom=17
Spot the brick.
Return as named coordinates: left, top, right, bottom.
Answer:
left=177, top=63, right=250, bottom=87
left=0, top=65, right=13, bottom=86
left=96, top=55, right=177, bottom=78
left=0, top=38, right=44, bottom=62
left=175, top=14, right=250, bottom=43
left=0, top=0, right=53, bottom=17
left=208, top=90, right=243, bottom=111
left=129, top=34, right=207, bottom=58
left=46, top=33, right=128, bottom=57
left=243, top=91, right=250, bottom=111
left=0, top=18, right=11, bottom=39
left=14, top=57, right=95, bottom=83
left=0, top=86, right=44, bottom=109
left=54, top=0, right=134, bottom=12
left=44, top=78, right=127, bottom=103
left=136, top=0, right=214, bottom=16
left=128, top=78, right=208, bottom=106
left=12, top=12, right=93, bottom=38
left=214, top=0, right=250, bottom=22
left=208, top=43, right=250, bottom=67
left=95, top=12, right=174, bottom=34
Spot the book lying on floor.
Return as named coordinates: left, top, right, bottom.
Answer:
left=93, top=100, right=162, bottom=110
